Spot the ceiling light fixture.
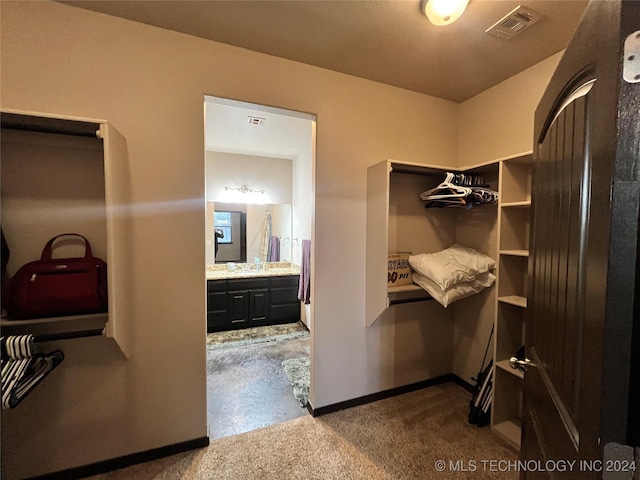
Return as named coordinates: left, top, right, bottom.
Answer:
left=423, top=0, right=470, bottom=26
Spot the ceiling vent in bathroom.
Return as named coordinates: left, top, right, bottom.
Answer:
left=485, top=5, right=543, bottom=41
left=247, top=116, right=266, bottom=126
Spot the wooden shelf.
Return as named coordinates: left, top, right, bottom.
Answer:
left=496, top=359, right=524, bottom=379
left=0, top=313, right=108, bottom=336
left=498, top=296, right=527, bottom=308
left=501, top=200, right=531, bottom=208
left=388, top=284, right=433, bottom=305
left=494, top=155, right=531, bottom=452
left=493, top=419, right=522, bottom=449
left=500, top=249, right=529, bottom=257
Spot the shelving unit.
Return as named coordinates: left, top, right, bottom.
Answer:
left=0, top=110, right=132, bottom=357
left=365, top=159, right=499, bottom=327
left=491, top=153, right=533, bottom=449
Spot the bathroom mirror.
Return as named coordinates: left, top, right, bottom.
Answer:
left=212, top=202, right=292, bottom=264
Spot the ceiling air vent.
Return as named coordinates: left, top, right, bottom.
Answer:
left=485, top=5, right=543, bottom=41
left=247, top=116, right=266, bottom=126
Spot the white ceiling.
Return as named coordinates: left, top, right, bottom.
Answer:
left=205, top=97, right=314, bottom=159
left=60, top=0, right=588, bottom=103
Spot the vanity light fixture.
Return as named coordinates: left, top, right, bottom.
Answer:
left=423, top=0, right=470, bottom=26
left=223, top=185, right=266, bottom=195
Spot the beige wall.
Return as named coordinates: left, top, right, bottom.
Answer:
left=1, top=2, right=561, bottom=476
left=457, top=51, right=563, bottom=166
left=1, top=2, right=458, bottom=477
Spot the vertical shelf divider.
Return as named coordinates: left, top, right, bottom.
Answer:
left=491, top=153, right=532, bottom=450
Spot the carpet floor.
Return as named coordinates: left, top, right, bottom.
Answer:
left=88, top=383, right=517, bottom=480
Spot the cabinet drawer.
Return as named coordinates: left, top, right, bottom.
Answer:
left=270, top=286, right=299, bottom=305
left=207, top=311, right=228, bottom=330
left=207, top=292, right=227, bottom=312
left=208, top=280, right=227, bottom=293
left=270, top=275, right=299, bottom=288
left=227, top=277, right=269, bottom=291
left=270, top=303, right=300, bottom=322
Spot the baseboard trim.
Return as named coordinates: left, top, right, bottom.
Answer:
left=308, top=373, right=462, bottom=417
left=26, top=436, right=210, bottom=480
left=451, top=374, right=477, bottom=394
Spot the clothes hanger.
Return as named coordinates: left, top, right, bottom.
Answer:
left=420, top=183, right=472, bottom=200
left=1, top=335, right=64, bottom=410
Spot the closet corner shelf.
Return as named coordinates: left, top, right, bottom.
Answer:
left=498, top=296, right=527, bottom=308
left=0, top=312, right=108, bottom=336
left=388, top=284, right=433, bottom=305
left=501, top=200, right=531, bottom=208
left=499, top=250, right=529, bottom=257
left=496, top=359, right=524, bottom=380
left=493, top=419, right=522, bottom=449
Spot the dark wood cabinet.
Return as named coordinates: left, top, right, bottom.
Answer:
left=228, top=291, right=250, bottom=326
left=269, top=275, right=301, bottom=323
left=207, top=275, right=299, bottom=332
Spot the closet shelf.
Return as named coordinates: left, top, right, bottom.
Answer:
left=501, top=200, right=531, bottom=208
left=498, top=295, right=527, bottom=308
left=500, top=249, right=529, bottom=257
left=388, top=285, right=433, bottom=305
left=496, top=359, right=524, bottom=379
left=0, top=313, right=108, bottom=336
left=493, top=419, right=522, bottom=449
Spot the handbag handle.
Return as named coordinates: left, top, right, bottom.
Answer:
left=41, top=233, right=93, bottom=261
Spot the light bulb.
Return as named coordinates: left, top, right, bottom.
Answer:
left=424, top=0, right=470, bottom=26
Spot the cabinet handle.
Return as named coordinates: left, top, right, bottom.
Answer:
left=231, top=319, right=245, bottom=323
left=233, top=295, right=244, bottom=299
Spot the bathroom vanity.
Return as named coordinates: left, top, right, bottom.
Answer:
left=206, top=263, right=301, bottom=333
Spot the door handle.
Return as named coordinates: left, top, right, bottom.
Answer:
left=509, top=356, right=535, bottom=370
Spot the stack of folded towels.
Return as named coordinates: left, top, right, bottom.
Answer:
left=409, top=244, right=496, bottom=308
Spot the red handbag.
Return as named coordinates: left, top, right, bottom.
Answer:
left=7, top=234, right=108, bottom=319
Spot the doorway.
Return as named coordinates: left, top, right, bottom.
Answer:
left=204, top=96, right=315, bottom=439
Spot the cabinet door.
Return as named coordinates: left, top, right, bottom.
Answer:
left=249, top=290, right=270, bottom=323
left=228, top=291, right=249, bottom=325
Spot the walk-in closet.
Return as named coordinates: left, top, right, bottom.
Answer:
left=366, top=152, right=532, bottom=450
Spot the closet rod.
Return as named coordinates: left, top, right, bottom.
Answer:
left=1, top=112, right=100, bottom=138
left=389, top=297, right=435, bottom=306
left=34, top=329, right=104, bottom=343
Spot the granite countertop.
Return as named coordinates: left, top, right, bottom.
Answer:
left=206, top=262, right=300, bottom=280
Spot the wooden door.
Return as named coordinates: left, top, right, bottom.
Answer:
left=523, top=1, right=640, bottom=478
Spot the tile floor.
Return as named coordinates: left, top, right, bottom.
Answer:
left=206, top=327, right=310, bottom=440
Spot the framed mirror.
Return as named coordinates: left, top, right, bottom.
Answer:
left=212, top=202, right=292, bottom=264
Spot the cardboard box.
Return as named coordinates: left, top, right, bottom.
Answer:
left=388, top=252, right=412, bottom=287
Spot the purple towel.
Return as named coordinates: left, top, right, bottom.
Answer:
left=268, top=236, right=280, bottom=262
left=298, top=239, right=311, bottom=305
